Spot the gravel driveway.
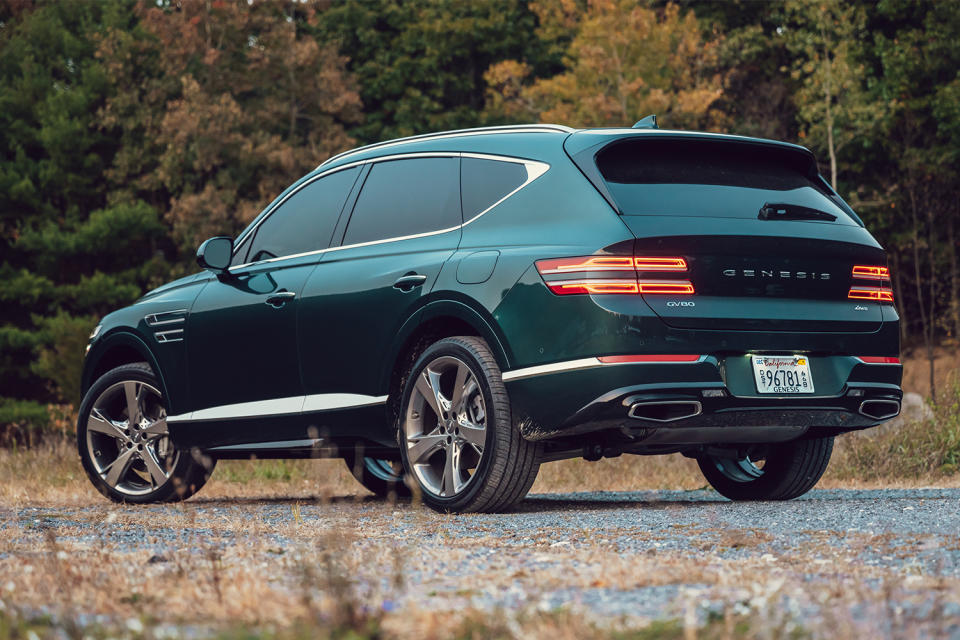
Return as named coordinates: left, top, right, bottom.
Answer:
left=4, top=488, right=960, bottom=638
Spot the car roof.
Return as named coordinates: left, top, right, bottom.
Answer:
left=316, top=124, right=815, bottom=173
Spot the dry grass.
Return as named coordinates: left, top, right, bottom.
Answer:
left=0, top=497, right=956, bottom=639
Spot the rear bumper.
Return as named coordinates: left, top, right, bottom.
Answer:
left=504, top=355, right=902, bottom=445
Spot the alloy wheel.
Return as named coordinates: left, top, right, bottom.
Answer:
left=711, top=455, right=766, bottom=483
left=403, top=355, right=487, bottom=498
left=85, top=380, right=179, bottom=496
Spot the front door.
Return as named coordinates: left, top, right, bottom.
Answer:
left=173, top=166, right=361, bottom=449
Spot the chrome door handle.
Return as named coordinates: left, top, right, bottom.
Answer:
left=265, top=290, right=296, bottom=308
left=393, top=274, right=427, bottom=292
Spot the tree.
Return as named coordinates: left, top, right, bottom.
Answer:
left=779, top=0, right=881, bottom=189
left=484, top=1, right=725, bottom=129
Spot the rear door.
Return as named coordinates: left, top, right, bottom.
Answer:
left=575, top=135, right=888, bottom=333
left=297, top=155, right=462, bottom=446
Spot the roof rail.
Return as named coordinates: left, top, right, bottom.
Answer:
left=317, top=124, right=573, bottom=169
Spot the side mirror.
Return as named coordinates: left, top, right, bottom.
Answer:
left=196, top=236, right=233, bottom=275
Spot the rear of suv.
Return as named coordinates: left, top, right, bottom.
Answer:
left=78, top=123, right=902, bottom=512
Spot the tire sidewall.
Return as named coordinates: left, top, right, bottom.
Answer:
left=77, top=363, right=200, bottom=504
left=398, top=339, right=501, bottom=512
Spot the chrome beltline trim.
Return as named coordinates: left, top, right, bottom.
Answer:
left=501, top=356, right=707, bottom=382
left=229, top=153, right=549, bottom=272
left=166, top=393, right=388, bottom=423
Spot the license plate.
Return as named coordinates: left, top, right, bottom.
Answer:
left=751, top=355, right=814, bottom=394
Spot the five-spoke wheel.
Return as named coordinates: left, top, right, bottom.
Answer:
left=398, top=336, right=541, bottom=513
left=77, top=363, right=214, bottom=503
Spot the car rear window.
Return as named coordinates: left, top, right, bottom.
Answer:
left=461, top=157, right=528, bottom=221
left=343, top=157, right=461, bottom=246
left=596, top=138, right=852, bottom=222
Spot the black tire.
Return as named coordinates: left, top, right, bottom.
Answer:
left=77, top=362, right=215, bottom=503
left=343, top=456, right=411, bottom=498
left=697, top=436, right=834, bottom=501
left=398, top=336, right=541, bottom=513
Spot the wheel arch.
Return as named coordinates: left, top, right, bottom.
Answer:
left=380, top=299, right=512, bottom=429
left=82, top=331, right=169, bottom=402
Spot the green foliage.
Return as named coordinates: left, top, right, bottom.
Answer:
left=1, top=0, right=958, bottom=433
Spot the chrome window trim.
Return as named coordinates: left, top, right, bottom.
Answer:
left=166, top=393, right=388, bottom=424
left=228, top=152, right=549, bottom=273
left=316, top=124, right=572, bottom=170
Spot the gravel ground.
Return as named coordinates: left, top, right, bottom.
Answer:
left=4, top=488, right=960, bottom=638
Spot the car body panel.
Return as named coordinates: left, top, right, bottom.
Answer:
left=81, top=124, right=902, bottom=460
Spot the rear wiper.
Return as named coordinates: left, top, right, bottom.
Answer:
left=758, top=203, right=837, bottom=222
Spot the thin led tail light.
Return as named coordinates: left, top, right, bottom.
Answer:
left=848, top=287, right=894, bottom=302
left=544, top=280, right=639, bottom=296
left=852, top=265, right=890, bottom=280
left=536, top=255, right=693, bottom=295
left=634, top=257, right=688, bottom=271
left=637, top=280, right=695, bottom=295
left=849, top=265, right=893, bottom=303
left=536, top=256, right=636, bottom=274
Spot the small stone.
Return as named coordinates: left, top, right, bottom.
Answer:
left=147, top=554, right=169, bottom=564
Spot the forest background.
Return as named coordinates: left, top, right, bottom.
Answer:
left=1, top=0, right=958, bottom=433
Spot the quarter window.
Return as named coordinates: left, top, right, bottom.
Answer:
left=342, top=157, right=461, bottom=246
left=461, top=157, right=528, bottom=220
left=244, top=167, right=360, bottom=263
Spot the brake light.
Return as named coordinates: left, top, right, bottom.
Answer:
left=545, top=280, right=639, bottom=295
left=637, top=280, right=695, bottom=295
left=848, top=287, right=894, bottom=302
left=536, top=255, right=693, bottom=295
left=536, top=256, right=635, bottom=274
left=852, top=265, right=890, bottom=280
left=856, top=356, right=901, bottom=364
left=849, top=265, right=893, bottom=303
left=634, top=257, right=688, bottom=271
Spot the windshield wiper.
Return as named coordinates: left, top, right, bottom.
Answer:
left=758, top=203, right=837, bottom=222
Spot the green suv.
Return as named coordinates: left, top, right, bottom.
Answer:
left=78, top=123, right=902, bottom=512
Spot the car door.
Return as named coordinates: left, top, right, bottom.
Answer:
left=297, top=155, right=462, bottom=447
left=180, top=166, right=361, bottom=448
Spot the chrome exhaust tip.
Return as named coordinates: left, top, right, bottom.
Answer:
left=628, top=400, right=702, bottom=423
left=859, top=399, right=901, bottom=420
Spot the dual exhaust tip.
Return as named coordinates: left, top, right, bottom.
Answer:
left=628, top=400, right=702, bottom=422
left=858, top=399, right=901, bottom=420
left=627, top=398, right=901, bottom=422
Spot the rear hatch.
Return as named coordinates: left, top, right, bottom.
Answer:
left=565, top=132, right=888, bottom=332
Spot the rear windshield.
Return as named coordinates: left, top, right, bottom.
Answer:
left=596, top=138, right=852, bottom=222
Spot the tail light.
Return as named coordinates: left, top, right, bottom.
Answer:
left=536, top=254, right=694, bottom=296
left=849, top=265, right=893, bottom=303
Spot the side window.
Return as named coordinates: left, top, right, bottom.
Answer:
left=461, top=157, right=528, bottom=220
left=342, top=157, right=460, bottom=246
left=245, top=167, right=359, bottom=263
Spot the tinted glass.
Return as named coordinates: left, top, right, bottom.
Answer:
left=246, top=167, right=359, bottom=263
left=343, top=157, right=460, bottom=246
left=461, top=158, right=528, bottom=220
left=597, top=139, right=852, bottom=222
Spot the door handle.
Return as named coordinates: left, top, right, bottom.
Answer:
left=393, top=273, right=428, bottom=292
left=265, top=290, right=296, bottom=308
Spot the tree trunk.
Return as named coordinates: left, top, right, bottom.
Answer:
left=908, top=184, right=935, bottom=400
left=948, top=216, right=960, bottom=342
